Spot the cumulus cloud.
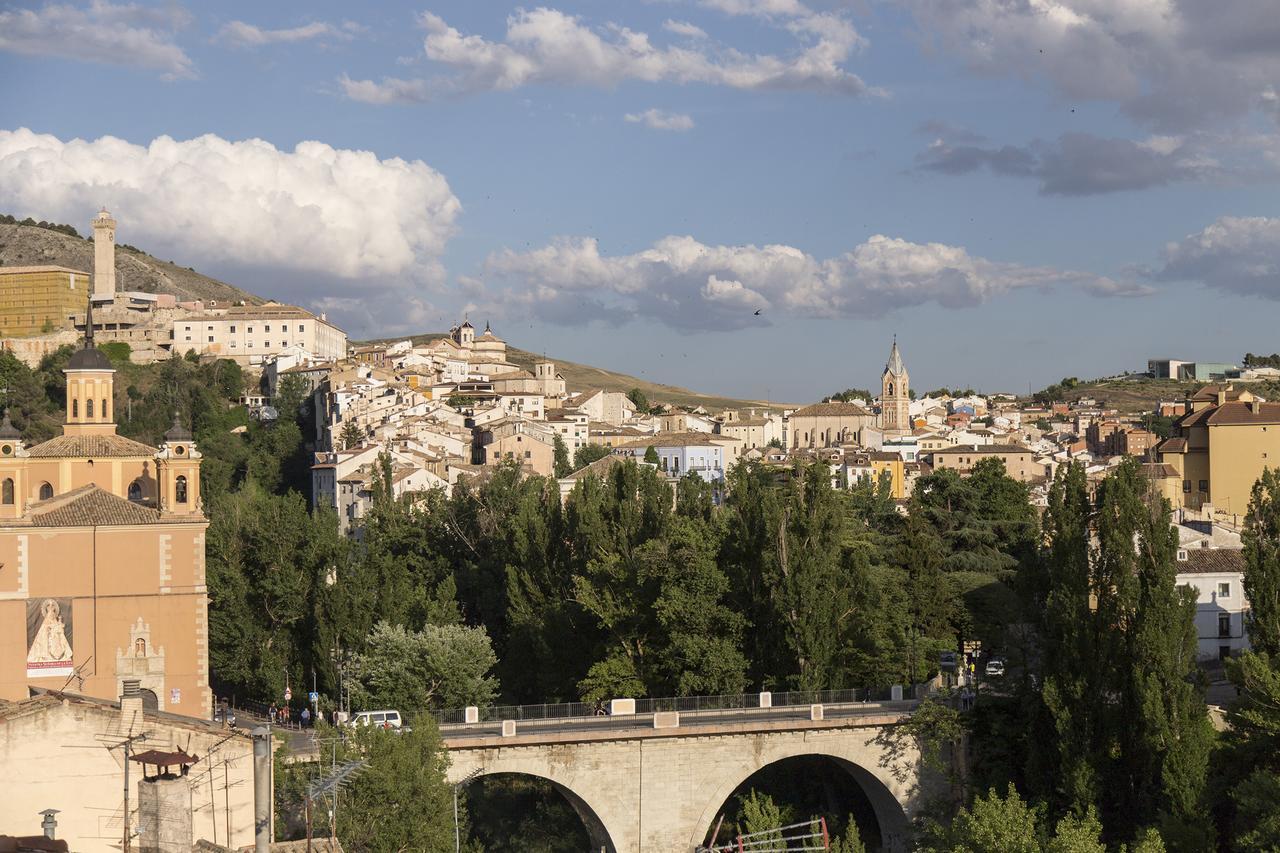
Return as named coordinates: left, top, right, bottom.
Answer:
left=915, top=130, right=1237, bottom=195
left=625, top=108, right=695, bottom=131
left=0, top=127, right=460, bottom=286
left=340, top=6, right=873, bottom=103
left=479, top=234, right=1139, bottom=331
left=216, top=19, right=359, bottom=48
left=0, top=0, right=195, bottom=79
left=1156, top=217, right=1280, bottom=298
left=905, top=0, right=1280, bottom=133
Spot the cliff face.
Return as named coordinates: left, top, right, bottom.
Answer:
left=0, top=222, right=260, bottom=305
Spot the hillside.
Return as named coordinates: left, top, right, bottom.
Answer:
left=0, top=218, right=261, bottom=305
left=382, top=331, right=791, bottom=412
left=1024, top=375, right=1280, bottom=413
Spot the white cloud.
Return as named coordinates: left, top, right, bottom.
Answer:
left=1156, top=216, right=1280, bottom=298
left=700, top=0, right=808, bottom=17
left=0, top=0, right=195, bottom=79
left=662, top=19, right=707, bottom=39
left=480, top=234, right=1137, bottom=331
left=341, top=6, right=872, bottom=103
left=625, top=108, right=695, bottom=131
left=905, top=0, right=1280, bottom=132
left=216, top=20, right=357, bottom=48
left=0, top=127, right=461, bottom=284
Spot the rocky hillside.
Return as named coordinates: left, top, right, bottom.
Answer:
left=0, top=218, right=260, bottom=305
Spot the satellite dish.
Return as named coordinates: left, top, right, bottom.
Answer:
left=259, top=405, right=279, bottom=422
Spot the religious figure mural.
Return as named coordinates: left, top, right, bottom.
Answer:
left=26, top=597, right=74, bottom=678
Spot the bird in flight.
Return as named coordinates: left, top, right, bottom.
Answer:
left=753, top=309, right=762, bottom=316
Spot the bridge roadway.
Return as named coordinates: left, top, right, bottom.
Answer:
left=439, top=698, right=927, bottom=853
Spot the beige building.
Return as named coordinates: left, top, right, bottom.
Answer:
left=173, top=302, right=347, bottom=365
left=0, top=325, right=211, bottom=719
left=929, top=444, right=1041, bottom=482
left=1157, top=384, right=1280, bottom=515
left=0, top=689, right=255, bottom=852
left=0, top=266, right=90, bottom=337
left=480, top=420, right=556, bottom=476
left=788, top=402, right=877, bottom=449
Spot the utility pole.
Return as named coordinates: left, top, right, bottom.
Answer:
left=119, top=733, right=147, bottom=853
left=453, top=767, right=484, bottom=853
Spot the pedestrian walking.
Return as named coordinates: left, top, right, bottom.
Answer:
left=268, top=703, right=277, bottom=723
left=301, top=707, right=311, bottom=727
left=315, top=708, right=324, bottom=725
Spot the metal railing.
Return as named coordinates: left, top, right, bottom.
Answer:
left=429, top=685, right=917, bottom=731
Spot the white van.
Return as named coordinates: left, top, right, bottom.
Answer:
left=347, top=710, right=403, bottom=729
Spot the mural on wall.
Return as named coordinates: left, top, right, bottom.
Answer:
left=26, top=597, right=73, bottom=678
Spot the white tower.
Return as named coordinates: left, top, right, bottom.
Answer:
left=92, top=208, right=117, bottom=299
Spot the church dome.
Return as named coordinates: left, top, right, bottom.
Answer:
left=67, top=346, right=112, bottom=371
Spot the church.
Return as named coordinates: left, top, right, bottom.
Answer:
left=0, top=315, right=210, bottom=718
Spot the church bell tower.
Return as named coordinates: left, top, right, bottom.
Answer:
left=881, top=338, right=910, bottom=436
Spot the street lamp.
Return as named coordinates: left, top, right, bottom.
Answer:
left=453, top=767, right=485, bottom=853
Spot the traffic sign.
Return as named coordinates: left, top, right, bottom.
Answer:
left=309, top=691, right=319, bottom=705
left=284, top=687, right=292, bottom=702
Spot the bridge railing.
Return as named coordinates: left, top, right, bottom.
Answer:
left=430, top=686, right=912, bottom=728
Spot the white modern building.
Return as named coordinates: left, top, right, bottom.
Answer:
left=172, top=302, right=347, bottom=365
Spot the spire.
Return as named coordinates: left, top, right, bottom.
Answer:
left=0, top=410, right=20, bottom=440
left=85, top=296, right=95, bottom=348
left=885, top=337, right=905, bottom=376
left=165, top=409, right=192, bottom=442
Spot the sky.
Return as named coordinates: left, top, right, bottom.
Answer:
left=1, top=0, right=1278, bottom=402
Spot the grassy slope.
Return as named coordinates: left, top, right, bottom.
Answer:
left=1024, top=376, right=1280, bottom=413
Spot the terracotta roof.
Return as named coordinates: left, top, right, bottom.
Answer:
left=1141, top=462, right=1181, bottom=478
left=1203, top=401, right=1280, bottom=426
left=21, top=485, right=189, bottom=527
left=1158, top=437, right=1188, bottom=453
left=562, top=453, right=627, bottom=481
left=1176, top=548, right=1245, bottom=574
left=26, top=433, right=157, bottom=458
left=616, top=431, right=721, bottom=449
left=790, top=402, right=871, bottom=418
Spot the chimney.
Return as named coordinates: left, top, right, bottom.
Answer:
left=120, top=678, right=144, bottom=724
left=40, top=809, right=59, bottom=840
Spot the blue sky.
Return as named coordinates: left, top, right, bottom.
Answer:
left=1, top=0, right=1278, bottom=402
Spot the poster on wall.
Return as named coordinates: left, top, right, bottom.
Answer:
left=26, top=597, right=74, bottom=678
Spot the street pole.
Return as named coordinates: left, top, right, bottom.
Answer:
left=452, top=768, right=484, bottom=853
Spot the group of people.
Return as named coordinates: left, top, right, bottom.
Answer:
left=268, top=703, right=324, bottom=727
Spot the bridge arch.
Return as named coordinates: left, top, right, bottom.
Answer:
left=448, top=754, right=619, bottom=852
left=687, top=743, right=913, bottom=853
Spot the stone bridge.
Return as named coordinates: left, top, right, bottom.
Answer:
left=440, top=696, right=928, bottom=853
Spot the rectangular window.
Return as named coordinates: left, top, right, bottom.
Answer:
left=184, top=325, right=191, bottom=331
left=208, top=335, right=214, bottom=342
left=1218, top=614, right=1231, bottom=638
left=248, top=327, right=254, bottom=333
left=1199, top=480, right=1209, bottom=493
left=1218, top=582, right=1231, bottom=598
left=265, top=325, right=271, bottom=332
left=230, top=325, right=236, bottom=333
left=299, top=324, right=305, bottom=332
left=1183, top=480, right=1192, bottom=493
left=524, top=450, right=531, bottom=459
left=207, top=325, right=213, bottom=330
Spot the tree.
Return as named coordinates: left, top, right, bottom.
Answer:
left=573, top=443, right=611, bottom=470
left=627, top=387, right=649, bottom=411
left=737, top=790, right=789, bottom=844
left=1222, top=652, right=1280, bottom=850
left=333, top=723, right=457, bottom=852
left=940, top=785, right=1043, bottom=853
left=339, top=420, right=364, bottom=451
left=1242, top=468, right=1280, bottom=657
left=351, top=621, right=500, bottom=712
left=552, top=432, right=572, bottom=478
left=643, top=445, right=660, bottom=465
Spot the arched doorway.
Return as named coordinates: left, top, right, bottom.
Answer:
left=464, top=772, right=615, bottom=853
left=139, top=688, right=159, bottom=711
left=693, top=754, right=910, bottom=853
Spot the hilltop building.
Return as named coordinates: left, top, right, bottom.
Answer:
left=171, top=301, right=347, bottom=366
left=0, top=311, right=211, bottom=718
left=0, top=266, right=89, bottom=338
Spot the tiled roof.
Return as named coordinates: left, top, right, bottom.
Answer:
left=790, top=402, right=871, bottom=418
left=562, top=453, right=627, bottom=481
left=17, top=485, right=193, bottom=527
left=1203, top=401, right=1280, bottom=426
left=1176, top=548, right=1245, bottom=574
left=616, top=431, right=722, bottom=449
left=1158, top=437, right=1188, bottom=453
left=932, top=443, right=1030, bottom=455
left=26, top=433, right=157, bottom=458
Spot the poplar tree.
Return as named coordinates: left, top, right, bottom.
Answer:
left=1242, top=468, right=1280, bottom=657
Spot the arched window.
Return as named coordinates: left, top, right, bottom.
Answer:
left=72, top=399, right=78, bottom=418
left=888, top=382, right=894, bottom=396
left=134, top=638, right=146, bottom=657
left=127, top=481, right=142, bottom=502
left=39, top=482, right=53, bottom=500
left=2, top=479, right=13, bottom=505
left=175, top=475, right=188, bottom=504
left=86, top=399, right=94, bottom=419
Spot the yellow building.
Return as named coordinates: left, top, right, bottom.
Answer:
left=0, top=265, right=89, bottom=337
left=1157, top=384, right=1280, bottom=516
left=0, top=318, right=210, bottom=718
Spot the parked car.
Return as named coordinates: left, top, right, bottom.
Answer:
left=985, top=659, right=1006, bottom=677
left=213, top=706, right=237, bottom=728
left=346, top=709, right=403, bottom=729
